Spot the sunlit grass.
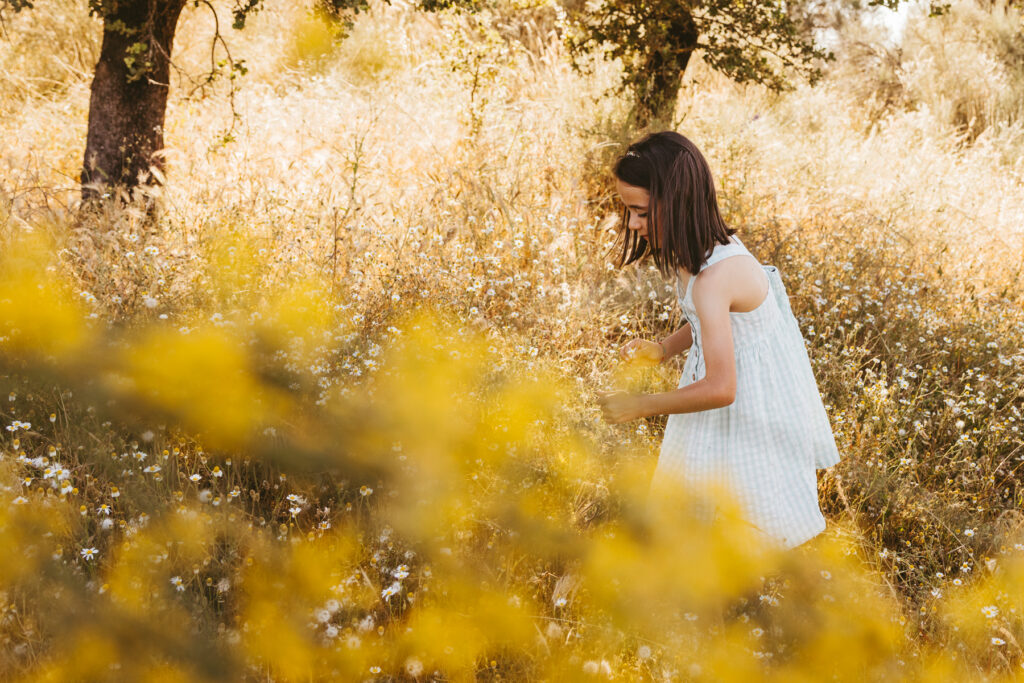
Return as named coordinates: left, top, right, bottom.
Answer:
left=1, top=0, right=1023, bottom=678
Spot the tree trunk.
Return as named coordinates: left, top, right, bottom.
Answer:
left=81, top=0, right=186, bottom=200
left=634, top=11, right=699, bottom=129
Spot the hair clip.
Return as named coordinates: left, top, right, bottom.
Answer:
left=624, top=150, right=639, bottom=157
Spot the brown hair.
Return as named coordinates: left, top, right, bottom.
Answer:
left=612, top=131, right=735, bottom=276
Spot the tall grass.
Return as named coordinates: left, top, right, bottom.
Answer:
left=1, top=0, right=1024, bottom=678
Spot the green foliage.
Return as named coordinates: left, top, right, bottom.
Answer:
left=417, top=0, right=486, bottom=10
left=698, top=1, right=833, bottom=88
left=123, top=40, right=151, bottom=81
left=868, top=0, right=953, bottom=15
left=318, top=0, right=373, bottom=27
left=562, top=0, right=834, bottom=125
left=230, top=0, right=263, bottom=30
left=0, top=0, right=33, bottom=12
left=103, top=18, right=138, bottom=35
left=316, top=0, right=483, bottom=36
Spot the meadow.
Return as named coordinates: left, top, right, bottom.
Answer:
left=2, top=0, right=1024, bottom=679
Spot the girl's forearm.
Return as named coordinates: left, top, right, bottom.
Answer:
left=638, top=379, right=734, bottom=417
left=659, top=323, right=693, bottom=360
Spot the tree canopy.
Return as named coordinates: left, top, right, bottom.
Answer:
left=562, top=0, right=836, bottom=126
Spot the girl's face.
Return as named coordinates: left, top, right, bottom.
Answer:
left=615, top=178, right=650, bottom=240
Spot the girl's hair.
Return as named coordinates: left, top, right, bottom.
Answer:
left=612, top=131, right=735, bottom=276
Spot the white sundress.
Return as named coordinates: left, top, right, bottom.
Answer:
left=650, top=235, right=841, bottom=549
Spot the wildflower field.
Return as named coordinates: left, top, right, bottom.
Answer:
left=2, top=0, right=1024, bottom=679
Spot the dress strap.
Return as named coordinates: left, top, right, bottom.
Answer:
left=678, top=235, right=750, bottom=304
left=699, top=236, right=749, bottom=272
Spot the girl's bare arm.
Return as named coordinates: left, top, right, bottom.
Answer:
left=641, top=269, right=738, bottom=416
left=659, top=323, right=693, bottom=361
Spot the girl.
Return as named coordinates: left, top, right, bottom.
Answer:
left=596, top=131, right=841, bottom=550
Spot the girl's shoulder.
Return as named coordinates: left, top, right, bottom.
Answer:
left=692, top=242, right=768, bottom=311
left=680, top=235, right=760, bottom=303
left=693, top=253, right=761, bottom=290
left=699, top=235, right=752, bottom=272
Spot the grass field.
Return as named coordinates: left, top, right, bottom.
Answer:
left=2, top=0, right=1024, bottom=679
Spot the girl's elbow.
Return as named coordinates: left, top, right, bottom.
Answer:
left=713, top=383, right=736, bottom=408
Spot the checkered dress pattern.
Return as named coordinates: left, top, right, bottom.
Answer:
left=650, top=235, right=841, bottom=549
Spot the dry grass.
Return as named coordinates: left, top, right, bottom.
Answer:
left=1, top=0, right=1024, bottom=679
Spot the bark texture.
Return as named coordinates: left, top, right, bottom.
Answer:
left=634, top=12, right=699, bottom=128
left=81, top=0, right=186, bottom=199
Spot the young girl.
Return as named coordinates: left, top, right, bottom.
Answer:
left=596, top=131, right=841, bottom=550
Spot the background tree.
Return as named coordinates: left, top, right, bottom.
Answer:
left=79, top=0, right=189, bottom=200
left=561, top=0, right=837, bottom=127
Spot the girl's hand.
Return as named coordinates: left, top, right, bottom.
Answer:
left=619, top=339, right=664, bottom=366
left=596, top=390, right=646, bottom=424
